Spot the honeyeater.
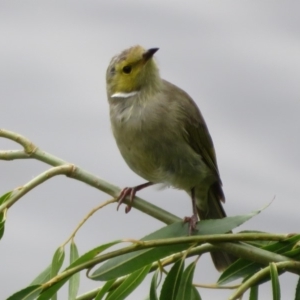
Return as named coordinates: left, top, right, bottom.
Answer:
left=106, top=45, right=235, bottom=271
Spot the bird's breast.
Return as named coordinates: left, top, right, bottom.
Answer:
left=109, top=96, right=210, bottom=189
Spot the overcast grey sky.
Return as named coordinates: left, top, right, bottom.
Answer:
left=1, top=1, right=300, bottom=299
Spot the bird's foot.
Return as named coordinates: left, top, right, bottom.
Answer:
left=116, top=182, right=153, bottom=213
left=116, top=187, right=136, bottom=213
left=183, top=214, right=198, bottom=235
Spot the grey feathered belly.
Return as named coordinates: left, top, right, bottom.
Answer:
left=111, top=110, right=211, bottom=190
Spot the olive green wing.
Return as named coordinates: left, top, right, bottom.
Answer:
left=177, top=92, right=221, bottom=179
left=162, top=80, right=221, bottom=180
left=184, top=111, right=221, bottom=179
left=180, top=96, right=226, bottom=200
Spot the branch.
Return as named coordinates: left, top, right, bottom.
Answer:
left=0, top=129, right=179, bottom=224
left=0, top=164, right=75, bottom=211
left=44, top=234, right=300, bottom=291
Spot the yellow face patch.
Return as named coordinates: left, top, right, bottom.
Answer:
left=107, top=46, right=147, bottom=94
left=106, top=45, right=159, bottom=96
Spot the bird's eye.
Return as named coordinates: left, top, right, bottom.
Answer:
left=122, top=65, right=132, bottom=74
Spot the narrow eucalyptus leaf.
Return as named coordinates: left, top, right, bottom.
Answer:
left=50, top=247, right=65, bottom=300
left=270, top=263, right=280, bottom=300
left=70, top=241, right=79, bottom=263
left=218, top=234, right=300, bottom=285
left=149, top=269, right=160, bottom=300
left=0, top=220, right=5, bottom=239
left=91, top=241, right=187, bottom=281
left=69, top=241, right=80, bottom=300
left=37, top=277, right=70, bottom=300
left=0, top=191, right=12, bottom=205
left=191, top=287, right=202, bottom=300
left=294, top=276, right=300, bottom=300
left=249, top=285, right=259, bottom=300
left=160, top=259, right=184, bottom=300
left=6, top=285, right=42, bottom=300
left=92, top=209, right=258, bottom=281
left=0, top=211, right=5, bottom=222
left=0, top=191, right=11, bottom=240
left=69, top=240, right=121, bottom=268
left=37, top=241, right=121, bottom=300
left=51, top=246, right=65, bottom=277
left=30, top=264, right=52, bottom=285
left=105, top=264, right=151, bottom=300
left=94, top=279, right=116, bottom=300
left=176, top=260, right=198, bottom=300
left=283, top=247, right=300, bottom=261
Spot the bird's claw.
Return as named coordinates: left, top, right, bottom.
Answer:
left=116, top=187, right=136, bottom=213
left=183, top=214, right=198, bottom=235
left=116, top=182, right=153, bottom=213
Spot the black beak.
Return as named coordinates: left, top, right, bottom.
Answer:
left=143, top=48, right=159, bottom=61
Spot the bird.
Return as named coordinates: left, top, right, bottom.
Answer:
left=106, top=45, right=235, bottom=271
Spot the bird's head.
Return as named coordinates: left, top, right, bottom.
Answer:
left=106, top=45, right=160, bottom=98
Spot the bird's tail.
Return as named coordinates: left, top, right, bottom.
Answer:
left=196, top=182, right=236, bottom=271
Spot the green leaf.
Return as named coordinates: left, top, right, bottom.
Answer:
left=37, top=241, right=121, bottom=300
left=149, top=269, right=160, bottom=300
left=0, top=219, right=5, bottom=239
left=295, top=276, right=300, bottom=300
left=94, top=279, right=116, bottom=300
left=7, top=285, right=42, bottom=300
left=283, top=247, right=300, bottom=261
left=249, top=285, right=258, bottom=300
left=34, top=247, right=65, bottom=300
left=92, top=209, right=259, bottom=281
left=270, top=263, right=280, bottom=300
left=8, top=265, right=55, bottom=299
left=50, top=246, right=65, bottom=300
left=30, top=264, right=52, bottom=285
left=105, top=264, right=152, bottom=300
left=91, top=228, right=188, bottom=281
left=176, top=260, right=200, bottom=300
left=191, top=287, right=202, bottom=300
left=0, top=191, right=12, bottom=205
left=0, top=191, right=11, bottom=239
left=69, top=241, right=80, bottom=300
left=37, top=277, right=70, bottom=300
left=160, top=259, right=184, bottom=300
left=51, top=246, right=65, bottom=277
left=218, top=234, right=300, bottom=285
left=71, top=240, right=121, bottom=268
left=191, top=208, right=262, bottom=235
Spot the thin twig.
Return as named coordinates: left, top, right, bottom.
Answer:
left=61, top=198, right=117, bottom=247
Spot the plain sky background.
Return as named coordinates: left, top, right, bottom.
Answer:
left=1, top=1, right=300, bottom=299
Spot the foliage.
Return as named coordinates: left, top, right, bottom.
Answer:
left=1, top=129, right=300, bottom=300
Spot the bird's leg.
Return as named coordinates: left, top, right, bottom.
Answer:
left=117, top=181, right=154, bottom=213
left=183, top=187, right=198, bottom=234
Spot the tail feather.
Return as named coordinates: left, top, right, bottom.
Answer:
left=196, top=183, right=237, bottom=272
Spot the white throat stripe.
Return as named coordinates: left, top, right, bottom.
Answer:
left=111, top=91, right=138, bottom=98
